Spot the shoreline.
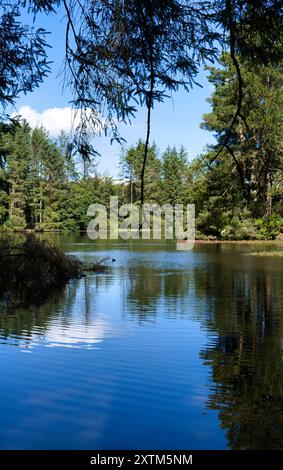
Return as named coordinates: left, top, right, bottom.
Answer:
left=1, top=230, right=283, bottom=244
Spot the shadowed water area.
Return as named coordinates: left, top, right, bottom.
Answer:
left=0, top=234, right=283, bottom=449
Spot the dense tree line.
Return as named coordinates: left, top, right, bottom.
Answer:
left=0, top=122, right=192, bottom=233
left=197, top=56, right=283, bottom=239
left=0, top=2, right=281, bottom=226
left=0, top=122, right=118, bottom=231
left=120, top=58, right=283, bottom=240
left=0, top=1, right=282, bottom=194
left=0, top=56, right=282, bottom=239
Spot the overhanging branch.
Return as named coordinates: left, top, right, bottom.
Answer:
left=210, top=0, right=244, bottom=164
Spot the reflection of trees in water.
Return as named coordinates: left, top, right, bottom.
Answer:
left=2, top=248, right=283, bottom=449
left=121, top=251, right=283, bottom=449
left=124, top=264, right=191, bottom=321
left=121, top=254, right=283, bottom=452
left=126, top=266, right=161, bottom=319
left=0, top=279, right=88, bottom=342
left=196, top=263, right=283, bottom=450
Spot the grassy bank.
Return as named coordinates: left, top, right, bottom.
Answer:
left=249, top=251, right=283, bottom=257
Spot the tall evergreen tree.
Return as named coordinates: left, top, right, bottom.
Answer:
left=202, top=55, right=283, bottom=217
left=121, top=140, right=162, bottom=204
left=161, top=146, right=188, bottom=205
left=4, top=122, right=32, bottom=230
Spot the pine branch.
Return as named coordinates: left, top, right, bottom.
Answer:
left=210, top=0, right=244, bottom=165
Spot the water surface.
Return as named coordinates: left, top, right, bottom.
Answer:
left=0, top=236, right=283, bottom=449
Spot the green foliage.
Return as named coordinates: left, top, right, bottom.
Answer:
left=220, top=212, right=259, bottom=241
left=250, top=250, right=283, bottom=257
left=256, top=216, right=283, bottom=240
left=60, top=177, right=119, bottom=232
left=202, top=55, right=283, bottom=217
left=64, top=1, right=219, bottom=145
left=121, top=140, right=162, bottom=204
left=161, top=146, right=188, bottom=205
left=196, top=56, right=283, bottom=238
left=0, top=2, right=51, bottom=112
left=0, top=54, right=282, bottom=241
left=0, top=122, right=121, bottom=232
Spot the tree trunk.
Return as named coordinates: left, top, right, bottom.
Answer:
left=266, top=169, right=272, bottom=216
left=10, top=182, right=15, bottom=218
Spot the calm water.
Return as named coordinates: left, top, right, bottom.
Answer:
left=1, top=235, right=283, bottom=450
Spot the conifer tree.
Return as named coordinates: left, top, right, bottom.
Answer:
left=161, top=146, right=188, bottom=205
left=202, top=56, right=283, bottom=217
left=4, top=122, right=32, bottom=230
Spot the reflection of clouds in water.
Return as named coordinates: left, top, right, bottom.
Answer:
left=6, top=316, right=114, bottom=352
left=45, top=318, right=112, bottom=349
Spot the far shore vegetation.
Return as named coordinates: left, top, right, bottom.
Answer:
left=250, top=250, right=283, bottom=257
left=0, top=54, right=282, bottom=242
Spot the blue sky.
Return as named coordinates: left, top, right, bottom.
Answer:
left=10, top=7, right=216, bottom=177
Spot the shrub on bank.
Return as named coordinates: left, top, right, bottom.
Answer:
left=255, top=216, right=283, bottom=240
left=220, top=216, right=259, bottom=240
left=0, top=237, right=109, bottom=306
left=209, top=212, right=283, bottom=241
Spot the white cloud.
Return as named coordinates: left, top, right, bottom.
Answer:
left=11, top=105, right=76, bottom=135
left=11, top=105, right=106, bottom=136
